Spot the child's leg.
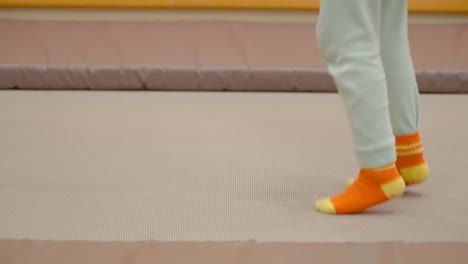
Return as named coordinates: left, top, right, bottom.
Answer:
left=381, top=0, right=429, bottom=185
left=315, top=0, right=405, bottom=214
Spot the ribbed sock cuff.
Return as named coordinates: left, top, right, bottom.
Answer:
left=396, top=131, right=422, bottom=146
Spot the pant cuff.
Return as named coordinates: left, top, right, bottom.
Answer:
left=357, top=143, right=396, bottom=169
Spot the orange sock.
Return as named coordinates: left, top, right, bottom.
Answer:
left=396, top=131, right=429, bottom=185
left=316, top=163, right=405, bottom=214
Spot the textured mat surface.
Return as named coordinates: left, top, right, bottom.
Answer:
left=0, top=91, right=467, bottom=243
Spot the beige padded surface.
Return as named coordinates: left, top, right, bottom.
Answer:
left=0, top=91, right=467, bottom=242
left=2, top=240, right=468, bottom=264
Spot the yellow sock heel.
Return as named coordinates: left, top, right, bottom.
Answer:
left=399, top=163, right=429, bottom=185
left=381, top=177, right=406, bottom=199
left=345, top=174, right=406, bottom=194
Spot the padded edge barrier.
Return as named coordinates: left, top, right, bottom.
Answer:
left=1, top=240, right=468, bottom=264
left=0, top=20, right=467, bottom=92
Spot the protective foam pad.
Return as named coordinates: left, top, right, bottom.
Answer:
left=0, top=20, right=467, bottom=92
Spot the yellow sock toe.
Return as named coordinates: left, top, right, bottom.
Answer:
left=346, top=178, right=355, bottom=187
left=315, top=198, right=336, bottom=214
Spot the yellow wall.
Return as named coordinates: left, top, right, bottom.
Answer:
left=1, top=0, right=467, bottom=13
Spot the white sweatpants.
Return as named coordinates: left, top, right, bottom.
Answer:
left=316, top=0, right=421, bottom=168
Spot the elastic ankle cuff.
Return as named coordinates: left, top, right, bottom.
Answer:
left=396, top=131, right=421, bottom=145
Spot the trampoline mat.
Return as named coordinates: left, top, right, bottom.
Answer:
left=0, top=91, right=467, bottom=263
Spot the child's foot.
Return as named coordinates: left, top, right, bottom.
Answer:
left=347, top=131, right=429, bottom=187
left=316, top=163, right=405, bottom=214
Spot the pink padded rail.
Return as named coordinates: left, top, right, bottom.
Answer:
left=0, top=20, right=467, bottom=92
